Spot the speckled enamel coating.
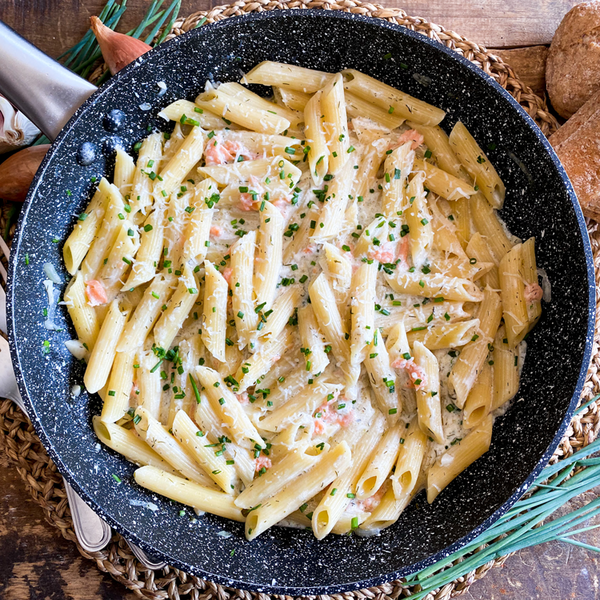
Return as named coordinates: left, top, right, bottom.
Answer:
left=6, top=10, right=596, bottom=595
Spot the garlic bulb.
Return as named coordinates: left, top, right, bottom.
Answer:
left=0, top=95, right=40, bottom=154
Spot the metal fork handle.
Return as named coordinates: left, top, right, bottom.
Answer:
left=64, top=480, right=112, bottom=552
left=0, top=21, right=97, bottom=140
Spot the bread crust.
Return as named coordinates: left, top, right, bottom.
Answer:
left=550, top=90, right=600, bottom=220
left=547, top=1, right=600, bottom=119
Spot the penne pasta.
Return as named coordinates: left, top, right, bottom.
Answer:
left=491, top=326, right=519, bottom=411
left=386, top=271, right=484, bottom=302
left=405, top=170, right=434, bottom=269
left=93, top=417, right=178, bottom=474
left=463, top=360, right=493, bottom=429
left=298, top=304, right=330, bottom=376
left=134, top=466, right=244, bottom=521
left=342, top=69, right=446, bottom=126
left=100, top=350, right=136, bottom=423
left=201, top=259, right=228, bottom=362
left=412, top=341, right=443, bottom=444
left=84, top=300, right=128, bottom=394
left=499, top=243, right=528, bottom=348
left=64, top=272, right=100, bottom=350
left=304, top=90, right=329, bottom=185
left=427, top=416, right=493, bottom=502
left=63, top=178, right=110, bottom=274
left=413, top=158, right=476, bottom=201
left=320, top=73, right=349, bottom=173
left=448, top=289, right=502, bottom=408
left=244, top=442, right=351, bottom=540
left=244, top=61, right=332, bottom=93
left=449, top=122, right=505, bottom=208
left=196, top=88, right=289, bottom=135
left=253, top=201, right=284, bottom=312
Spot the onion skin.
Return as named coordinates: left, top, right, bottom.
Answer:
left=0, top=144, right=49, bottom=202
left=90, top=16, right=152, bottom=75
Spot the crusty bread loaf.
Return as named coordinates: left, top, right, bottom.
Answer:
left=549, top=90, right=600, bottom=220
left=547, top=1, right=600, bottom=119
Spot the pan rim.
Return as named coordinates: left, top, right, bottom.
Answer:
left=7, top=8, right=596, bottom=595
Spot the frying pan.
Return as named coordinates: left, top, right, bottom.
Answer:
left=0, top=10, right=595, bottom=594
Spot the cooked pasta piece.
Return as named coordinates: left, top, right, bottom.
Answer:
left=84, top=300, right=128, bottom=394
left=154, top=264, right=199, bottom=351
left=230, top=230, right=258, bottom=348
left=134, top=466, right=244, bottom=521
left=117, top=274, right=175, bottom=353
left=158, top=99, right=234, bottom=130
left=413, top=158, right=476, bottom=201
left=463, top=361, right=493, bottom=429
left=365, top=329, right=401, bottom=420
left=64, top=272, right=100, bottom=350
left=355, top=422, right=403, bottom=499
left=349, top=261, right=377, bottom=389
left=93, top=418, right=178, bottom=474
left=201, top=259, right=228, bottom=362
left=133, top=406, right=216, bottom=488
left=254, top=201, right=284, bottom=312
left=298, top=304, right=330, bottom=376
left=449, top=122, right=505, bottom=208
left=309, top=273, right=349, bottom=368
left=427, top=416, right=493, bottom=502
left=448, top=289, right=502, bottom=408
left=195, top=88, right=289, bottom=135
left=491, top=326, right=519, bottom=411
left=100, top=350, right=136, bottom=423
left=342, top=69, right=445, bottom=125
left=244, top=61, right=332, bottom=93
left=405, top=170, right=433, bottom=269
left=407, top=320, right=480, bottom=350
left=381, top=142, right=414, bottom=219
left=386, top=271, right=484, bottom=302
left=63, top=178, right=110, bottom=274
left=312, top=414, right=385, bottom=539
left=499, top=243, right=528, bottom=348
left=412, top=341, right=443, bottom=444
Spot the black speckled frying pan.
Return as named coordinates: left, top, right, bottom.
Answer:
left=0, top=10, right=595, bottom=595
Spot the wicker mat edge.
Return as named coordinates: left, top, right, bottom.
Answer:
left=1, top=2, right=599, bottom=599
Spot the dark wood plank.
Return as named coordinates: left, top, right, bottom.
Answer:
left=0, top=451, right=137, bottom=600
left=398, top=0, right=577, bottom=48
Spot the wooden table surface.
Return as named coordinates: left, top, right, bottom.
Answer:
left=0, top=1, right=599, bottom=599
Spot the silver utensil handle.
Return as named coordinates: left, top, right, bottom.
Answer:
left=0, top=21, right=97, bottom=141
left=128, top=542, right=167, bottom=570
left=64, top=481, right=112, bottom=552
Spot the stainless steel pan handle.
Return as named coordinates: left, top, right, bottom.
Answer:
left=0, top=21, right=97, bottom=140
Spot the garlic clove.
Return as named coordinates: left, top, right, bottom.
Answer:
left=90, top=16, right=152, bottom=75
left=0, top=144, right=49, bottom=202
left=0, top=95, right=40, bottom=155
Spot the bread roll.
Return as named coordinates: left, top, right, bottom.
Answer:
left=549, top=90, right=600, bottom=220
left=547, top=1, right=600, bottom=119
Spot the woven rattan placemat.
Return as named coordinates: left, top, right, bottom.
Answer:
left=1, top=1, right=600, bottom=598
